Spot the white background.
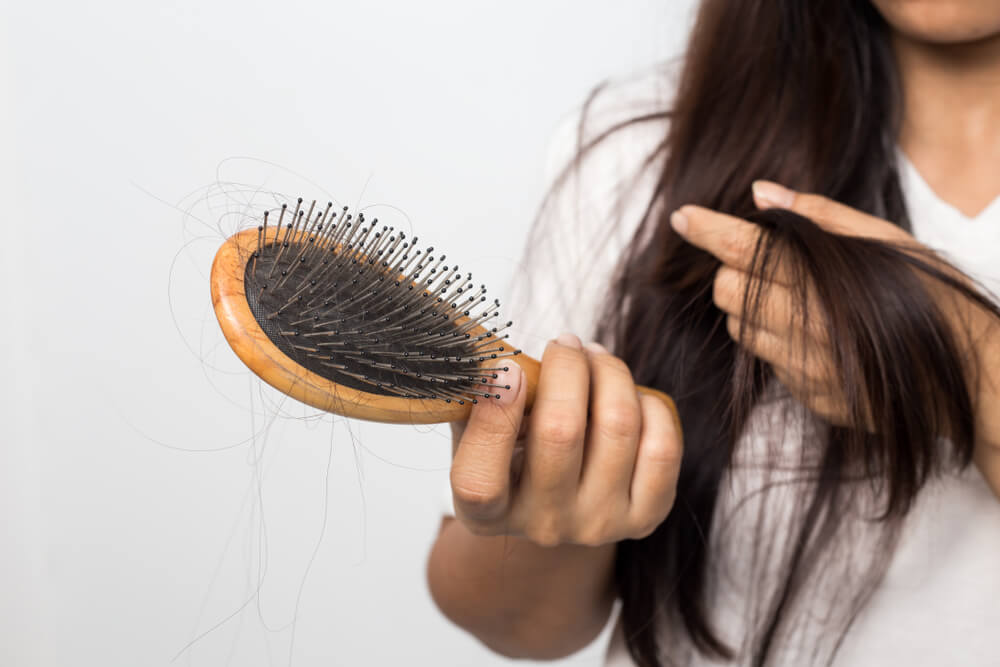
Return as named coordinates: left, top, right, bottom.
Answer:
left=2, top=2, right=695, bottom=665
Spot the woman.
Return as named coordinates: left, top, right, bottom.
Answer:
left=427, top=2, right=1000, bottom=665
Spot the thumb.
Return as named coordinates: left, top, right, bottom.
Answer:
left=449, top=361, right=526, bottom=521
left=751, top=180, right=910, bottom=242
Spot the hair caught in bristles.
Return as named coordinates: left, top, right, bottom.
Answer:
left=243, top=199, right=520, bottom=405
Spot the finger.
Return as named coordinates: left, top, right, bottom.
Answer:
left=772, top=363, right=830, bottom=397
left=725, top=313, right=789, bottom=365
left=804, top=393, right=853, bottom=428
left=516, top=334, right=590, bottom=510
left=751, top=180, right=912, bottom=243
left=713, top=266, right=829, bottom=344
left=725, top=314, right=835, bottom=388
left=627, top=393, right=683, bottom=539
left=577, top=342, right=642, bottom=502
left=450, top=361, right=526, bottom=525
left=670, top=205, right=785, bottom=280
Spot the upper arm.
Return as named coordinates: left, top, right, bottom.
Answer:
left=508, top=66, right=676, bottom=358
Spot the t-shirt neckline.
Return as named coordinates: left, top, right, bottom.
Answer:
left=897, top=148, right=1000, bottom=225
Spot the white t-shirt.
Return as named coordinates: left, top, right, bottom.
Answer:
left=504, top=64, right=1000, bottom=666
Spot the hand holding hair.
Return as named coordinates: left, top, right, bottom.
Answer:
left=672, top=181, right=954, bottom=427
left=670, top=180, right=1000, bottom=496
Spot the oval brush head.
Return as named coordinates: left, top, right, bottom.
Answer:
left=211, top=198, right=679, bottom=428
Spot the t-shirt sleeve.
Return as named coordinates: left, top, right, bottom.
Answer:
left=506, top=64, right=678, bottom=358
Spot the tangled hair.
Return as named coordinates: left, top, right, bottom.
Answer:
left=549, top=0, right=1000, bottom=665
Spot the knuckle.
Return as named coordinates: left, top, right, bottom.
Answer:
left=808, top=394, right=849, bottom=424
left=712, top=278, right=727, bottom=310
left=779, top=365, right=813, bottom=394
left=628, top=501, right=674, bottom=540
left=643, top=431, right=683, bottom=468
left=575, top=511, right=626, bottom=547
left=638, top=395, right=684, bottom=461
left=534, top=413, right=584, bottom=449
left=630, top=515, right=666, bottom=540
left=713, top=268, right=739, bottom=310
left=720, top=233, right=749, bottom=264
left=459, top=518, right=500, bottom=537
left=594, top=402, right=641, bottom=441
left=593, top=351, right=630, bottom=374
left=524, top=515, right=564, bottom=548
left=575, top=527, right=613, bottom=548
left=528, top=530, right=561, bottom=548
left=726, top=314, right=741, bottom=340
left=464, top=417, right=516, bottom=444
left=449, top=471, right=507, bottom=518
left=797, top=193, right=830, bottom=221
left=807, top=322, right=831, bottom=346
left=802, top=356, right=832, bottom=385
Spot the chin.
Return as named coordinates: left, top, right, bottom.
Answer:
left=871, top=0, right=1000, bottom=44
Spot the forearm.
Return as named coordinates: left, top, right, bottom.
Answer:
left=426, top=516, right=617, bottom=660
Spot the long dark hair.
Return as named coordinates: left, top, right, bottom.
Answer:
left=551, top=1, right=1000, bottom=665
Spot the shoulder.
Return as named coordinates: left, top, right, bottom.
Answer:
left=508, top=62, right=682, bottom=357
left=543, top=59, right=682, bottom=194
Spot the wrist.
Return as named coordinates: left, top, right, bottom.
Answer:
left=428, top=518, right=617, bottom=659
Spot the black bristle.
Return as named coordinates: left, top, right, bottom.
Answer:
left=244, top=200, right=516, bottom=404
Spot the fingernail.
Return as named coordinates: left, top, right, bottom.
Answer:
left=492, top=360, right=522, bottom=405
left=555, top=332, right=582, bottom=349
left=670, top=209, right=688, bottom=235
left=752, top=180, right=795, bottom=209
left=585, top=341, right=608, bottom=355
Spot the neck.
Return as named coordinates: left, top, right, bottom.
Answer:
left=893, top=30, right=1000, bottom=216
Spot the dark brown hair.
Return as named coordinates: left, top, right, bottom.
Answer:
left=551, top=1, right=1000, bottom=664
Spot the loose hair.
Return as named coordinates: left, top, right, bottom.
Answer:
left=545, top=1, right=1000, bottom=665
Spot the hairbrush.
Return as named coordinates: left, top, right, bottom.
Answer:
left=211, top=199, right=679, bottom=426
